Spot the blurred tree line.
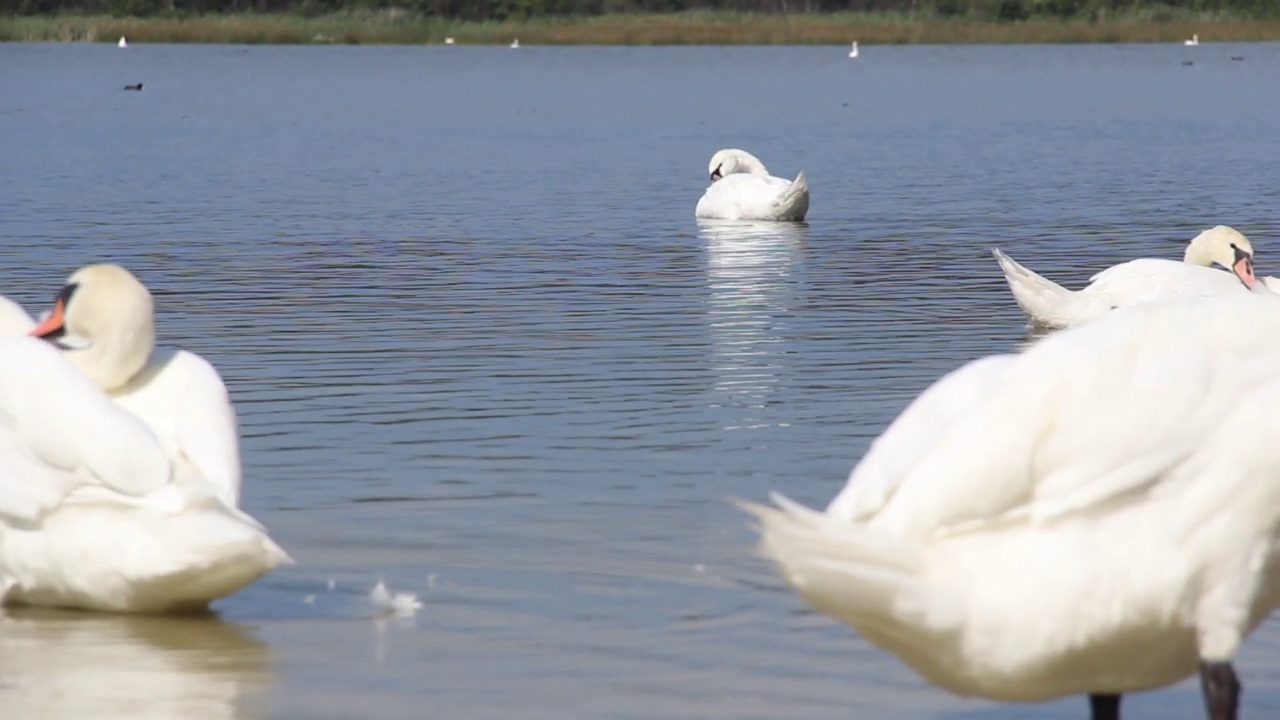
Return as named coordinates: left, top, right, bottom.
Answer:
left=4, top=0, right=1276, bottom=24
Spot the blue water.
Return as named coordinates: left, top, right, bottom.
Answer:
left=3, top=40, right=1280, bottom=719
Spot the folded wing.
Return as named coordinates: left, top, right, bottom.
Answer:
left=827, top=294, right=1280, bottom=537
left=112, top=348, right=241, bottom=508
left=0, top=339, right=169, bottom=523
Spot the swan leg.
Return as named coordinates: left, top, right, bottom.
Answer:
left=1088, top=693, right=1120, bottom=720
left=1199, top=661, right=1240, bottom=720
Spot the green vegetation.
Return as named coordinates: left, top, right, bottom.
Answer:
left=5, top=1, right=1280, bottom=44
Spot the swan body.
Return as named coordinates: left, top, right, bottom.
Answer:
left=849, top=41, right=859, bottom=58
left=0, top=296, right=34, bottom=335
left=994, top=225, right=1262, bottom=329
left=0, top=265, right=289, bottom=613
left=695, top=149, right=810, bottom=222
left=746, top=290, right=1280, bottom=715
left=1185, top=34, right=1200, bottom=46
left=117, top=36, right=127, bottom=48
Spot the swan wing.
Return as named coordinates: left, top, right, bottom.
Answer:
left=112, top=349, right=241, bottom=508
left=696, top=174, right=799, bottom=221
left=830, top=294, right=1280, bottom=536
left=0, top=338, right=169, bottom=523
left=827, top=354, right=1019, bottom=520
left=1086, top=258, right=1248, bottom=302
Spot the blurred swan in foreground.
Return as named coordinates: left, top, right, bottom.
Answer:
left=0, top=610, right=270, bottom=719
left=745, top=290, right=1280, bottom=720
left=994, top=225, right=1264, bottom=328
left=0, top=264, right=290, bottom=613
left=695, top=149, right=810, bottom=222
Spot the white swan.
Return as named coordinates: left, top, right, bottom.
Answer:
left=695, top=149, right=810, bottom=222
left=994, top=225, right=1263, bottom=329
left=1185, top=33, right=1200, bottom=46
left=848, top=41, right=859, bottom=59
left=117, top=36, right=128, bottom=48
left=510, top=38, right=520, bottom=49
left=745, top=289, right=1280, bottom=719
left=0, top=264, right=290, bottom=613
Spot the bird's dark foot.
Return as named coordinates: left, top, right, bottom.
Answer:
left=1089, top=693, right=1120, bottom=720
left=1200, top=661, right=1240, bottom=720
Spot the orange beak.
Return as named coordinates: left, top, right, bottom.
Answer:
left=1234, top=255, right=1259, bottom=291
left=30, top=298, right=66, bottom=339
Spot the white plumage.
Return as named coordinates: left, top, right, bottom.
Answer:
left=993, top=225, right=1263, bottom=328
left=695, top=148, right=810, bottom=222
left=0, top=264, right=289, bottom=613
left=747, top=290, right=1280, bottom=715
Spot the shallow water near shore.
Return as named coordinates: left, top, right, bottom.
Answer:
left=4, top=41, right=1280, bottom=718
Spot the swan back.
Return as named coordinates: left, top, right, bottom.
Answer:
left=708, top=149, right=770, bottom=181
left=0, top=297, right=34, bottom=335
left=31, top=264, right=155, bottom=392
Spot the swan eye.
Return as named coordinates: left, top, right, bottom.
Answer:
left=710, top=164, right=723, bottom=182
left=1232, top=244, right=1251, bottom=262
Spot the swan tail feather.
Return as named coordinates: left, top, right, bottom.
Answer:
left=991, top=248, right=1083, bottom=328
left=738, top=494, right=949, bottom=630
left=774, top=170, right=810, bottom=221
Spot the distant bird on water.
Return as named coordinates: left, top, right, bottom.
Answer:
left=123, top=83, right=143, bottom=91
left=848, top=40, right=859, bottom=59
left=117, top=36, right=127, bottom=48
left=444, top=36, right=455, bottom=45
left=510, top=38, right=520, bottom=49
left=1184, top=33, right=1200, bottom=46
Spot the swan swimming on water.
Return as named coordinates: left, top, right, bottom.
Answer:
left=117, top=36, right=127, bottom=48
left=695, top=149, right=810, bottom=222
left=848, top=41, right=859, bottom=58
left=1185, top=33, right=1200, bottom=46
left=993, top=224, right=1265, bottom=329
left=745, top=288, right=1280, bottom=720
left=0, top=264, right=289, bottom=613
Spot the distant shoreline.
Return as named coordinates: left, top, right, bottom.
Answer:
left=5, top=11, right=1280, bottom=45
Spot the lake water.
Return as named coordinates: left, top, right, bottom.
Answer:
left=4, top=39, right=1280, bottom=719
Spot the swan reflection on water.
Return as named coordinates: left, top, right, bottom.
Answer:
left=0, top=610, right=272, bottom=719
left=700, top=219, right=808, bottom=431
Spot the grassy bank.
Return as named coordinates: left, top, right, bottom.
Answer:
left=5, top=10, right=1280, bottom=45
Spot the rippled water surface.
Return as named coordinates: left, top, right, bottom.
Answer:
left=5, top=41, right=1280, bottom=719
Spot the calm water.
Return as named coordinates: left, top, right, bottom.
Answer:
left=4, top=40, right=1280, bottom=719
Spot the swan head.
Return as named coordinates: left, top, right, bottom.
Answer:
left=29, top=264, right=155, bottom=391
left=1183, top=225, right=1258, bottom=290
left=708, top=149, right=770, bottom=183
